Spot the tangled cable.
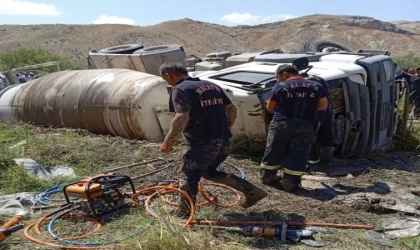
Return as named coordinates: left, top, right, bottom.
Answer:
left=131, top=180, right=242, bottom=229
left=24, top=161, right=245, bottom=249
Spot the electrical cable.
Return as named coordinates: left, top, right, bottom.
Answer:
left=221, top=162, right=246, bottom=180
left=24, top=161, right=248, bottom=248
left=47, top=208, right=153, bottom=246
left=26, top=204, right=155, bottom=248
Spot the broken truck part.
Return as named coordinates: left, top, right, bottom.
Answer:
left=88, top=44, right=187, bottom=76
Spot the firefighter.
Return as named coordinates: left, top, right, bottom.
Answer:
left=159, top=62, right=267, bottom=216
left=260, top=65, right=328, bottom=193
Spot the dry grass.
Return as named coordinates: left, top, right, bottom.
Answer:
left=0, top=122, right=419, bottom=250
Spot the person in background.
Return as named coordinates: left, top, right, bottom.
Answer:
left=22, top=72, right=32, bottom=82
left=0, top=73, right=8, bottom=88
left=409, top=68, right=420, bottom=118
left=16, top=73, right=27, bottom=83
left=259, top=65, right=328, bottom=193
left=395, top=64, right=412, bottom=95
left=408, top=69, right=416, bottom=76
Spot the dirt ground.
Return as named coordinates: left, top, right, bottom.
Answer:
left=0, top=124, right=419, bottom=249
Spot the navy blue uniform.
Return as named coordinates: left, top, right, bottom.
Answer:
left=315, top=108, right=334, bottom=147
left=169, top=77, right=234, bottom=198
left=261, top=76, right=326, bottom=181
left=395, top=71, right=411, bottom=91
left=409, top=76, right=420, bottom=117
left=169, top=77, right=232, bottom=143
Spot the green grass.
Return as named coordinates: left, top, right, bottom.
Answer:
left=0, top=48, right=81, bottom=72
left=396, top=236, right=420, bottom=250
left=0, top=122, right=419, bottom=250
left=0, top=122, right=165, bottom=195
left=394, top=53, right=420, bottom=70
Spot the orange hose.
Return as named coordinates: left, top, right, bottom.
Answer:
left=132, top=186, right=195, bottom=228
left=159, top=181, right=212, bottom=207
left=24, top=222, right=116, bottom=250
left=158, top=181, right=241, bottom=208
left=2, top=215, right=25, bottom=229
left=198, top=182, right=241, bottom=207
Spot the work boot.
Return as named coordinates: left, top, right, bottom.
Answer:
left=319, top=146, right=335, bottom=165
left=172, top=195, right=195, bottom=218
left=281, top=173, right=301, bottom=193
left=167, top=184, right=196, bottom=218
left=260, top=169, right=281, bottom=185
left=208, top=174, right=268, bottom=208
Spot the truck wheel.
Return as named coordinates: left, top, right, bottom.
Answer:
left=133, top=45, right=184, bottom=55
left=206, top=51, right=232, bottom=59
left=98, top=44, right=144, bottom=54
left=298, top=39, right=352, bottom=53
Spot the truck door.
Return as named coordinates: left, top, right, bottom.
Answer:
left=356, top=56, right=396, bottom=152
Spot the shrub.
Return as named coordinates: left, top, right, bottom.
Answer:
left=393, top=52, right=420, bottom=70
left=0, top=48, right=81, bottom=72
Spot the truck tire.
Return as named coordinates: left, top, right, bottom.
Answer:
left=98, top=44, right=144, bottom=54
left=133, top=45, right=187, bottom=75
left=206, top=51, right=232, bottom=59
left=133, top=45, right=184, bottom=55
left=298, top=39, right=352, bottom=53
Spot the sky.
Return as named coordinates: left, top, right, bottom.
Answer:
left=0, top=0, right=419, bottom=26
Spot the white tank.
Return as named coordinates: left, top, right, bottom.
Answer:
left=1, top=69, right=170, bottom=140
left=0, top=84, right=25, bottom=123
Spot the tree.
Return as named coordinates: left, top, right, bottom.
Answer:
left=393, top=53, right=420, bottom=70
left=0, top=48, right=81, bottom=72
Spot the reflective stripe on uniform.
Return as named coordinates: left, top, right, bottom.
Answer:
left=260, top=163, right=280, bottom=170
left=284, top=168, right=305, bottom=176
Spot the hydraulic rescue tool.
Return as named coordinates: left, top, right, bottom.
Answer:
left=63, top=174, right=136, bottom=217
left=197, top=223, right=313, bottom=244
left=0, top=211, right=28, bottom=242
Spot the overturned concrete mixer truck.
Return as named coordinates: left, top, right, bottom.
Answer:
left=0, top=42, right=403, bottom=157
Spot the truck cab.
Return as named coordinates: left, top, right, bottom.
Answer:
left=175, top=52, right=398, bottom=157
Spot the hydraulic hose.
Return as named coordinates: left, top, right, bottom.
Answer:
left=133, top=186, right=195, bottom=228
left=183, top=220, right=374, bottom=230
left=47, top=209, right=152, bottom=246
left=221, top=162, right=246, bottom=179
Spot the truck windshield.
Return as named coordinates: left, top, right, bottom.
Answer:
left=211, top=71, right=275, bottom=85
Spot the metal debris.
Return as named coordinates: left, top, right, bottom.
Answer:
left=14, top=158, right=76, bottom=179
left=301, top=239, right=325, bottom=247
left=0, top=199, right=26, bottom=217
left=0, top=192, right=39, bottom=206
left=327, top=167, right=366, bottom=177
left=365, top=230, right=395, bottom=247
left=376, top=217, right=420, bottom=239
left=305, top=227, right=332, bottom=234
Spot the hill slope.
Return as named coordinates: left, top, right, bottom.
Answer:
left=1, top=14, right=420, bottom=66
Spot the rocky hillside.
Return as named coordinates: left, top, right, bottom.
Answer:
left=1, top=14, right=419, bottom=66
